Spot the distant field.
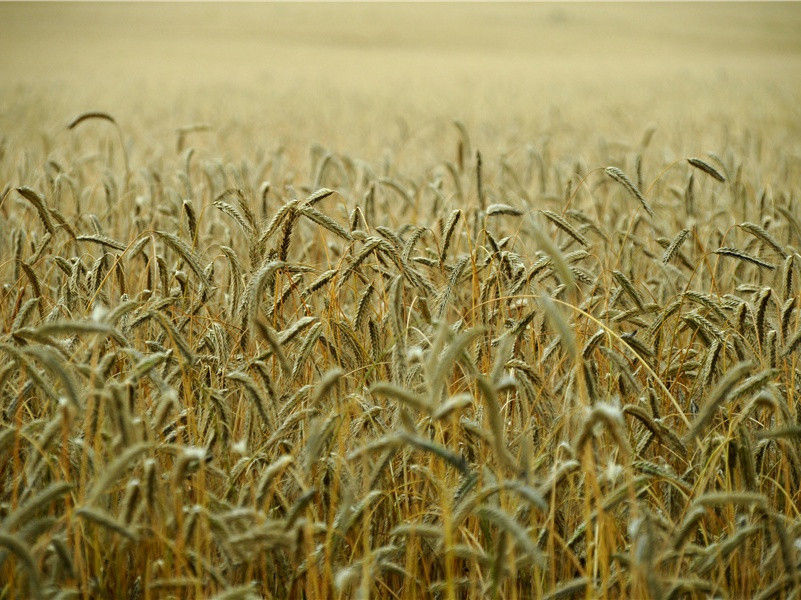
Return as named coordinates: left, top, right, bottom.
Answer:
left=2, top=3, right=801, bottom=600
left=2, top=3, right=801, bottom=152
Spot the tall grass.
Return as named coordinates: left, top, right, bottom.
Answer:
left=0, top=109, right=800, bottom=600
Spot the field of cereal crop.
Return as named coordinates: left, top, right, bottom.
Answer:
left=2, top=3, right=801, bottom=598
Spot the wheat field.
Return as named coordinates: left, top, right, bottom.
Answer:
left=2, top=3, right=801, bottom=599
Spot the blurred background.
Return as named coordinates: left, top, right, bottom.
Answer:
left=1, top=2, right=800, bottom=162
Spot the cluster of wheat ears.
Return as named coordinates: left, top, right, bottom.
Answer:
left=0, top=112, right=800, bottom=599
